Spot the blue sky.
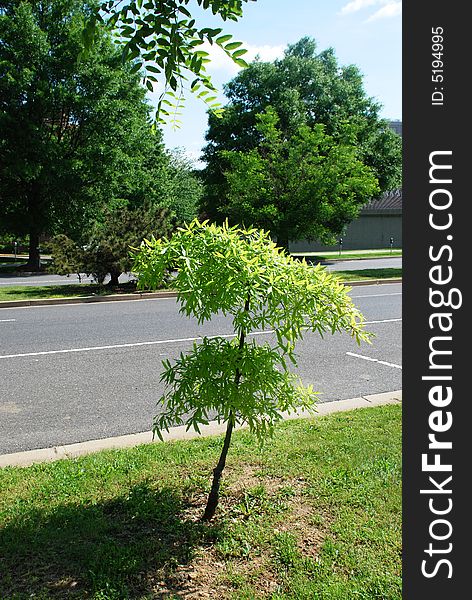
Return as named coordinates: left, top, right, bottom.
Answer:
left=153, top=0, right=402, bottom=165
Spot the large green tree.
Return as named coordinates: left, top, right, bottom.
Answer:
left=222, top=109, right=379, bottom=251
left=201, top=37, right=402, bottom=223
left=161, top=150, right=203, bottom=225
left=0, top=0, right=167, bottom=270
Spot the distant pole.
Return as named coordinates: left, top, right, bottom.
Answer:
left=390, top=237, right=394, bottom=254
left=14, top=241, right=17, bottom=260
left=338, top=237, right=343, bottom=257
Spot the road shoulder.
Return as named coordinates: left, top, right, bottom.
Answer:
left=0, top=390, right=402, bottom=468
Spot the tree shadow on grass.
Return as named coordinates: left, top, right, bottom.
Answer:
left=0, top=482, right=222, bottom=599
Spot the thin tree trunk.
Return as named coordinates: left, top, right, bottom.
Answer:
left=202, top=412, right=235, bottom=521
left=25, top=182, right=42, bottom=271
left=276, top=232, right=290, bottom=254
left=202, top=295, right=250, bottom=521
left=26, top=230, right=41, bottom=271
left=108, top=271, right=120, bottom=287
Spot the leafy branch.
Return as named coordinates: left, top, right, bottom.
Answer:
left=84, top=0, right=255, bottom=124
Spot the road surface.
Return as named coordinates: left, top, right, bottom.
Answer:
left=0, top=283, right=402, bottom=454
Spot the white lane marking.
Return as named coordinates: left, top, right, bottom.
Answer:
left=364, top=318, right=401, bottom=324
left=351, top=292, right=402, bottom=298
left=346, top=352, right=402, bottom=370
left=0, top=316, right=402, bottom=360
left=0, top=330, right=274, bottom=360
left=0, top=319, right=16, bottom=322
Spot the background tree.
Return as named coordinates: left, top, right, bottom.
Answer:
left=132, top=219, right=371, bottom=520
left=221, top=108, right=379, bottom=251
left=201, top=37, right=402, bottom=222
left=48, top=144, right=201, bottom=283
left=0, top=0, right=168, bottom=270
left=50, top=203, right=174, bottom=285
left=161, top=150, right=203, bottom=225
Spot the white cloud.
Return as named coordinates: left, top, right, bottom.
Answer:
left=367, top=2, right=402, bottom=22
left=340, top=0, right=380, bottom=15
left=339, top=0, right=402, bottom=21
left=201, top=41, right=285, bottom=75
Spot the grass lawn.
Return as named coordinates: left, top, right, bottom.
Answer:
left=0, top=405, right=402, bottom=599
left=335, top=268, right=402, bottom=282
left=291, top=250, right=402, bottom=260
left=0, top=261, right=28, bottom=274
left=0, top=258, right=52, bottom=273
left=0, top=283, right=117, bottom=302
left=0, top=281, right=159, bottom=302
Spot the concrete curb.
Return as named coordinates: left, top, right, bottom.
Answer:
left=0, top=290, right=177, bottom=308
left=0, top=390, right=402, bottom=468
left=0, top=279, right=402, bottom=309
left=343, top=278, right=401, bottom=287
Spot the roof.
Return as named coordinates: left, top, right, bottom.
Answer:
left=361, top=189, right=402, bottom=213
left=389, top=120, right=403, bottom=137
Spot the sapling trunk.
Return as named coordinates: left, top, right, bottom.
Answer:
left=202, top=296, right=249, bottom=521
left=202, top=411, right=235, bottom=521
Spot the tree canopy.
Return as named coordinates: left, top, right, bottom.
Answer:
left=201, top=37, right=402, bottom=224
left=0, top=0, right=176, bottom=269
left=221, top=108, right=380, bottom=250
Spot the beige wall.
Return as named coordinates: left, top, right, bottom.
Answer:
left=289, top=212, right=402, bottom=252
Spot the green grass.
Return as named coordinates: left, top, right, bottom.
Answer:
left=0, top=258, right=52, bottom=273
left=291, top=249, right=402, bottom=260
left=0, top=261, right=29, bottom=274
left=0, top=405, right=402, bottom=599
left=335, top=268, right=402, bottom=282
left=0, top=283, right=117, bottom=302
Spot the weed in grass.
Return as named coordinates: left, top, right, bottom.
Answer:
left=273, top=532, right=301, bottom=569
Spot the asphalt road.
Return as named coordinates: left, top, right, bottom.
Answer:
left=0, top=283, right=402, bottom=454
left=0, top=257, right=402, bottom=286
left=322, top=257, right=402, bottom=271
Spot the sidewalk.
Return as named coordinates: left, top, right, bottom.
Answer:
left=0, top=390, right=402, bottom=468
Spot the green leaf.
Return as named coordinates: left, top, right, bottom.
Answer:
left=232, top=48, right=248, bottom=58
left=130, top=61, right=143, bottom=74
left=216, top=34, right=232, bottom=45
left=224, top=41, right=243, bottom=51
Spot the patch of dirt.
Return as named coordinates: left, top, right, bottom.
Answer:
left=158, top=464, right=333, bottom=599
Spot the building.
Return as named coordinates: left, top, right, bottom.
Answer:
left=289, top=120, right=403, bottom=252
left=389, top=120, right=403, bottom=137
left=289, top=189, right=402, bottom=252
